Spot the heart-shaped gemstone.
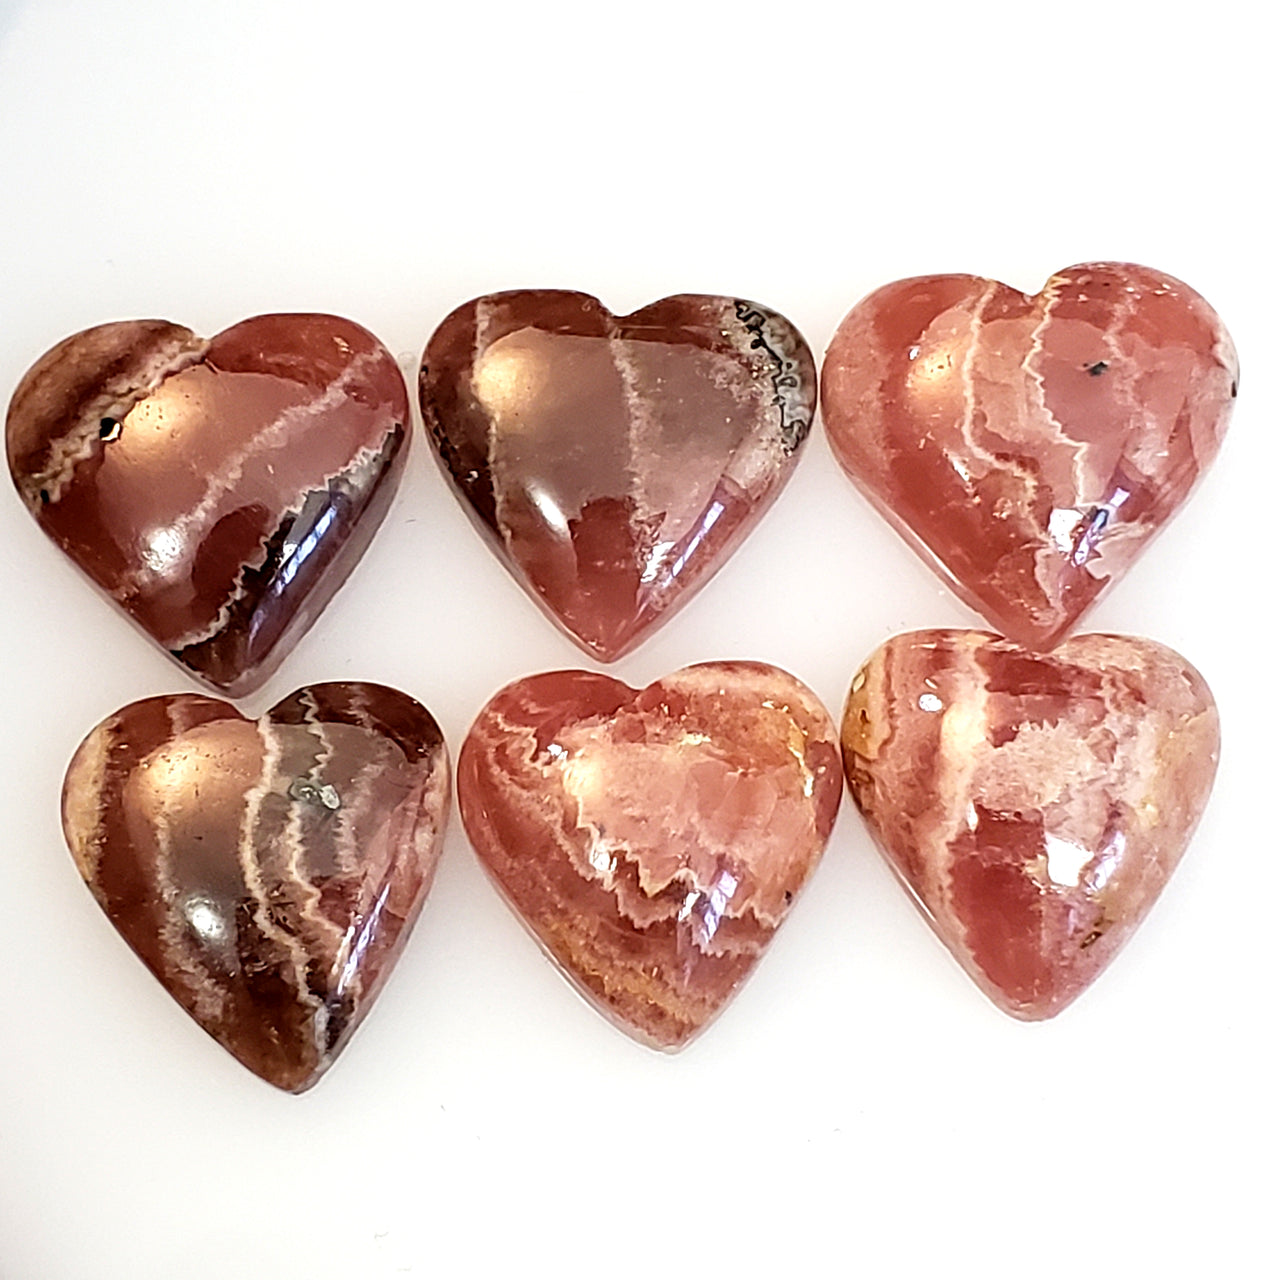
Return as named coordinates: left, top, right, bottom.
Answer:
left=420, top=292, right=815, bottom=660
left=821, top=263, right=1237, bottom=648
left=458, top=662, right=842, bottom=1047
left=842, top=630, right=1219, bottom=1018
left=7, top=315, right=409, bottom=695
left=62, top=682, right=449, bottom=1091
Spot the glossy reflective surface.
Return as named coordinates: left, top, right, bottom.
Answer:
left=62, top=682, right=450, bottom=1092
left=458, top=662, right=842, bottom=1048
left=7, top=314, right=409, bottom=695
left=821, top=263, right=1237, bottom=649
left=421, top=291, right=815, bottom=660
left=843, top=630, right=1219, bottom=1018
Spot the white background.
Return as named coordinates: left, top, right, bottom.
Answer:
left=0, top=2, right=1275, bottom=1276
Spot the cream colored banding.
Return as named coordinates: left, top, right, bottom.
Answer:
left=64, top=720, right=115, bottom=883
left=956, top=280, right=1002, bottom=474
left=1022, top=270, right=1092, bottom=496
left=117, top=351, right=383, bottom=608
left=161, top=436, right=390, bottom=651
left=926, top=634, right=990, bottom=916
left=609, top=328, right=650, bottom=545
left=238, top=715, right=328, bottom=1053
left=279, top=697, right=346, bottom=956
left=30, top=338, right=210, bottom=507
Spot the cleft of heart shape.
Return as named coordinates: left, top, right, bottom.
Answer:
left=821, top=262, right=1237, bottom=648
left=6, top=314, right=410, bottom=695
left=420, top=291, right=816, bottom=661
left=457, top=661, right=843, bottom=1048
left=61, top=682, right=450, bottom=1092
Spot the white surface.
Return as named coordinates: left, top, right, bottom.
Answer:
left=0, top=2, right=1274, bottom=1276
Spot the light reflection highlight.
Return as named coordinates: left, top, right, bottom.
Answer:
left=1044, top=833, right=1094, bottom=887
left=279, top=496, right=338, bottom=588
left=684, top=868, right=740, bottom=950
left=473, top=339, right=549, bottom=424
left=141, top=525, right=185, bottom=576
left=650, top=500, right=724, bottom=592
left=183, top=895, right=230, bottom=944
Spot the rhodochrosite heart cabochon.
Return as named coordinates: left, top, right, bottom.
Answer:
left=420, top=291, right=816, bottom=660
left=62, top=682, right=450, bottom=1092
left=6, top=314, right=409, bottom=695
left=458, top=661, right=843, bottom=1047
left=821, top=262, right=1237, bottom=648
left=842, top=630, right=1220, bottom=1019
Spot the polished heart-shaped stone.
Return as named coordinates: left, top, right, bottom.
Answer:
left=420, top=291, right=815, bottom=660
left=842, top=630, right=1219, bottom=1019
left=62, top=683, right=449, bottom=1092
left=7, top=315, right=409, bottom=695
left=458, top=662, right=842, bottom=1047
left=821, top=263, right=1237, bottom=648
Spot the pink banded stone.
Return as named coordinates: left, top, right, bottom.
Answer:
left=842, top=630, right=1219, bottom=1019
left=6, top=315, right=409, bottom=695
left=420, top=291, right=815, bottom=661
left=62, top=683, right=450, bottom=1092
left=821, top=263, right=1237, bottom=649
left=458, top=662, right=842, bottom=1047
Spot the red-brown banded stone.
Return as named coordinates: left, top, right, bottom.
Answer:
left=420, top=291, right=815, bottom=661
left=842, top=630, right=1219, bottom=1019
left=821, top=263, right=1237, bottom=649
left=62, top=682, right=449, bottom=1092
left=458, top=662, right=842, bottom=1047
left=7, top=315, right=409, bottom=695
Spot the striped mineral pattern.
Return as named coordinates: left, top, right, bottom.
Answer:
left=7, top=314, right=409, bottom=695
left=62, top=682, right=450, bottom=1092
left=821, top=263, right=1236, bottom=648
left=458, top=662, right=842, bottom=1048
left=420, top=291, right=815, bottom=661
left=842, top=630, right=1219, bottom=1019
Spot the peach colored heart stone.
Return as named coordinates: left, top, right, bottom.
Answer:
left=821, top=263, right=1237, bottom=648
left=7, top=315, right=409, bottom=695
left=842, top=630, right=1219, bottom=1018
left=420, top=291, right=815, bottom=660
left=458, top=662, right=843, bottom=1047
left=62, top=683, right=449, bottom=1092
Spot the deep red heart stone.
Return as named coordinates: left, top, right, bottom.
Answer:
left=62, top=682, right=449, bottom=1092
left=420, top=291, right=815, bottom=660
left=6, top=314, right=409, bottom=695
left=842, top=630, right=1219, bottom=1019
left=821, top=263, right=1237, bottom=648
left=457, top=661, right=842, bottom=1048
